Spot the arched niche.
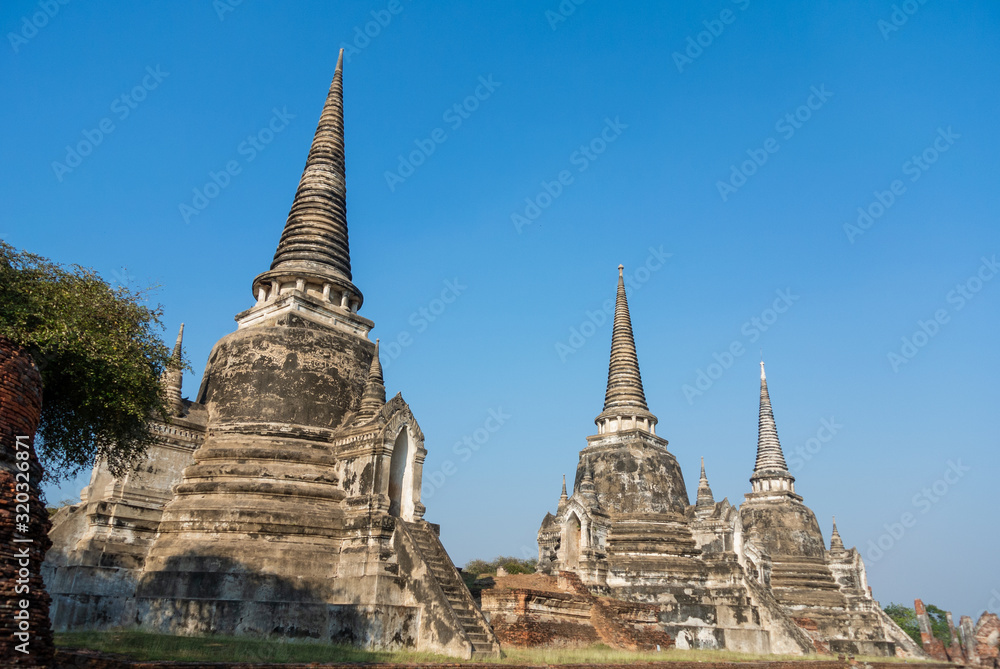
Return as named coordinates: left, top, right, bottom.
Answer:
left=388, top=427, right=415, bottom=520
left=564, top=513, right=582, bottom=569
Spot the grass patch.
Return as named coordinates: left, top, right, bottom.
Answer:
left=490, top=646, right=901, bottom=664
left=55, top=629, right=456, bottom=663
left=56, top=631, right=915, bottom=665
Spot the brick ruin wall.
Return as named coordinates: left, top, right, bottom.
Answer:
left=1, top=336, right=54, bottom=668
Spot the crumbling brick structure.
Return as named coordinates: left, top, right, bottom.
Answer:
left=913, top=599, right=1000, bottom=667
left=914, top=599, right=948, bottom=661
left=1, top=336, right=53, bottom=667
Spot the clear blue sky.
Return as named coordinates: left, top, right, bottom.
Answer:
left=4, top=1, right=998, bottom=619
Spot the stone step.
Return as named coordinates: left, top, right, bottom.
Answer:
left=405, top=522, right=498, bottom=657
left=471, top=646, right=497, bottom=658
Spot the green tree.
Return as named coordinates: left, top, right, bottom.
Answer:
left=0, top=241, right=174, bottom=480
left=464, top=555, right=537, bottom=576
left=884, top=603, right=921, bottom=646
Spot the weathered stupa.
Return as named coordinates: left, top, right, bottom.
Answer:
left=43, top=50, right=499, bottom=659
left=484, top=266, right=921, bottom=656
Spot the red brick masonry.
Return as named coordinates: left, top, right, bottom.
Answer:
left=1, top=336, right=53, bottom=668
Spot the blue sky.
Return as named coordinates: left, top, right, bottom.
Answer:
left=4, top=1, right=998, bottom=619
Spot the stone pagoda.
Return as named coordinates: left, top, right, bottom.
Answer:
left=489, top=266, right=922, bottom=656
left=43, top=50, right=498, bottom=659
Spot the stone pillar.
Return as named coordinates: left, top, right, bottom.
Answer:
left=960, top=615, right=978, bottom=664
left=914, top=598, right=948, bottom=661
left=945, top=611, right=965, bottom=662
left=0, top=336, right=53, bottom=668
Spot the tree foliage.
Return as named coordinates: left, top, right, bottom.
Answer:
left=464, top=555, right=537, bottom=576
left=883, top=602, right=953, bottom=647
left=884, top=603, right=922, bottom=646
left=0, top=242, right=173, bottom=480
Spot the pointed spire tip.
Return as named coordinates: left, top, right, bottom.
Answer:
left=598, top=262, right=652, bottom=421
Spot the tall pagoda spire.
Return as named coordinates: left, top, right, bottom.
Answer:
left=595, top=265, right=657, bottom=435
left=356, top=338, right=386, bottom=421
left=749, top=361, right=796, bottom=495
left=250, top=48, right=365, bottom=322
left=163, top=323, right=185, bottom=417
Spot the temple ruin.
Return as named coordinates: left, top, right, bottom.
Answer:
left=39, top=45, right=993, bottom=661
left=913, top=598, right=1000, bottom=666
left=43, top=50, right=499, bottom=659
left=481, top=266, right=923, bottom=656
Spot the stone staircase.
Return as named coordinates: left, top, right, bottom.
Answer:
left=402, top=521, right=500, bottom=658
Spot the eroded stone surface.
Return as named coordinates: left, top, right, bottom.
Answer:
left=43, top=50, right=497, bottom=660
left=489, top=272, right=922, bottom=657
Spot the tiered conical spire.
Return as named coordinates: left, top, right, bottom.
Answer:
left=604, top=264, right=647, bottom=411
left=163, top=323, right=185, bottom=417
left=750, top=361, right=795, bottom=494
left=595, top=265, right=657, bottom=433
left=272, top=49, right=352, bottom=279
left=695, top=457, right=716, bottom=514
left=356, top=339, right=386, bottom=421
left=830, top=516, right=845, bottom=551
left=251, top=49, right=364, bottom=315
left=558, top=475, right=568, bottom=509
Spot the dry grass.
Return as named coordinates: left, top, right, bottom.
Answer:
left=55, top=629, right=456, bottom=664
left=489, top=645, right=910, bottom=664
left=55, top=630, right=918, bottom=665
